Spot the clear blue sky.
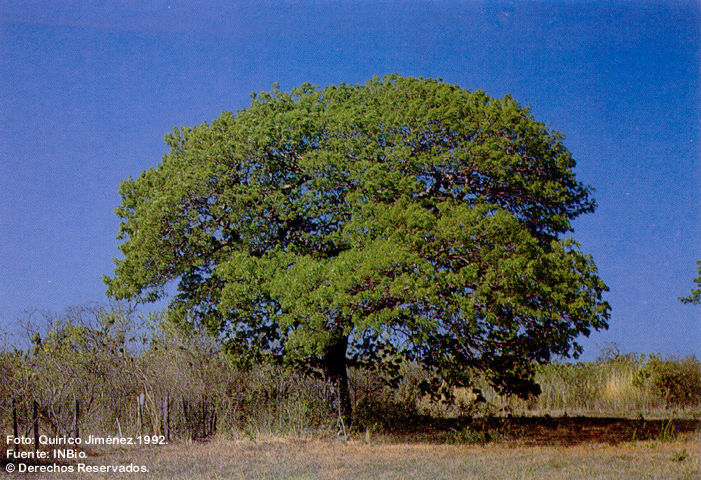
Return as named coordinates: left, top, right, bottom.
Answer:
left=1, top=1, right=698, bottom=360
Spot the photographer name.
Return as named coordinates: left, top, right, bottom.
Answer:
left=6, top=434, right=167, bottom=446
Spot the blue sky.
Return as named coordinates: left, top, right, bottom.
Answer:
left=0, top=1, right=698, bottom=359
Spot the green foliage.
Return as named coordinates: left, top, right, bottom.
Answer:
left=445, top=425, right=500, bottom=445
left=679, top=260, right=701, bottom=305
left=105, top=75, right=609, bottom=413
left=671, top=449, right=689, bottom=462
left=658, top=419, right=679, bottom=442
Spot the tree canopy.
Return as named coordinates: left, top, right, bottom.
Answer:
left=105, top=75, right=610, bottom=422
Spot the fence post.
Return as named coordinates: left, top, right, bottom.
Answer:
left=210, top=401, right=217, bottom=436
left=73, top=398, right=80, bottom=438
left=182, top=396, right=191, bottom=441
left=201, top=398, right=206, bottom=438
left=32, top=400, right=39, bottom=447
left=162, top=394, right=169, bottom=442
left=136, top=393, right=145, bottom=435
left=12, top=398, right=18, bottom=454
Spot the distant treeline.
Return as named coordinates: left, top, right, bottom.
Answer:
left=1, top=305, right=699, bottom=440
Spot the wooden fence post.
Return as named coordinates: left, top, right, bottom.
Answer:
left=73, top=398, right=80, bottom=438
left=182, top=396, right=191, bottom=441
left=210, top=401, right=217, bottom=436
left=32, top=400, right=39, bottom=447
left=136, top=393, right=145, bottom=435
left=201, top=399, right=206, bottom=438
left=162, top=394, right=169, bottom=442
left=12, top=398, right=18, bottom=454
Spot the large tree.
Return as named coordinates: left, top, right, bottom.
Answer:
left=105, top=75, right=609, bottom=423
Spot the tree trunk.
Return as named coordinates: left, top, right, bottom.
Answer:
left=323, top=334, right=352, bottom=427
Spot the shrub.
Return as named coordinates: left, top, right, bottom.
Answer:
left=636, top=356, right=701, bottom=408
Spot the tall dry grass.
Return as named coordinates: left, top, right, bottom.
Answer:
left=475, top=354, right=700, bottom=418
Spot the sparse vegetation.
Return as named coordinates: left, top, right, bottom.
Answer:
left=1, top=305, right=699, bottom=445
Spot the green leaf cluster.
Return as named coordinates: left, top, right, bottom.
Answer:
left=679, top=260, right=701, bottom=305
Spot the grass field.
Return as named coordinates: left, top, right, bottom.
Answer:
left=4, top=418, right=699, bottom=480
left=15, top=436, right=699, bottom=480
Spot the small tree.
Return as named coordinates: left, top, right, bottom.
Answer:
left=105, top=75, right=610, bottom=424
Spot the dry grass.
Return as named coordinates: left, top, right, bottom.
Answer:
left=6, top=432, right=698, bottom=480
